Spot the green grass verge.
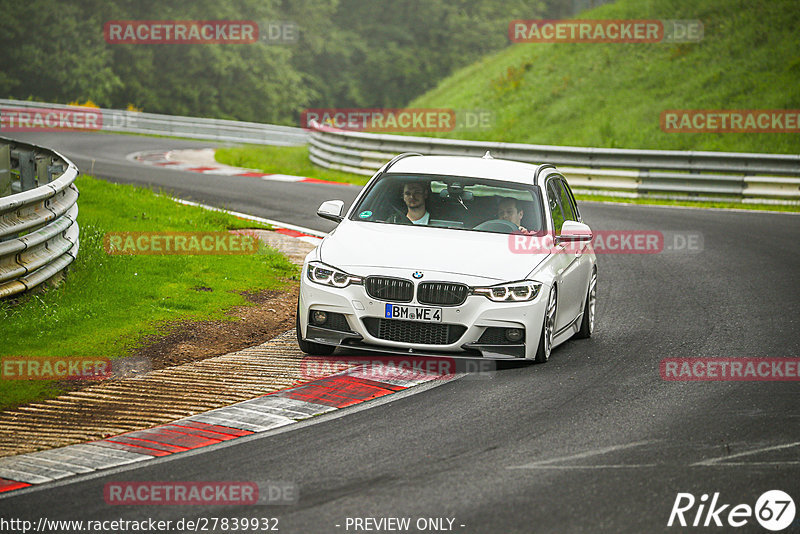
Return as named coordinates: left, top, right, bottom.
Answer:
left=215, top=144, right=370, bottom=186
left=0, top=175, right=298, bottom=410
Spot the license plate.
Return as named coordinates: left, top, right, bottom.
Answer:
left=385, top=303, right=442, bottom=322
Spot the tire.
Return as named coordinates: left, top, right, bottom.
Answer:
left=296, top=304, right=337, bottom=356
left=575, top=269, right=597, bottom=339
left=534, top=285, right=557, bottom=363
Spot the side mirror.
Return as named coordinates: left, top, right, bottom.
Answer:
left=558, top=220, right=592, bottom=242
left=317, top=200, right=345, bottom=222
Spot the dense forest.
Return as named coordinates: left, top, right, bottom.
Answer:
left=0, top=0, right=587, bottom=125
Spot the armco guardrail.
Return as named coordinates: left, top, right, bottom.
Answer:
left=0, top=137, right=79, bottom=299
left=0, top=99, right=308, bottom=146
left=2, top=100, right=797, bottom=202
left=308, top=124, right=800, bottom=203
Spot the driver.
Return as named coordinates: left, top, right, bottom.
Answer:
left=388, top=181, right=430, bottom=225
left=497, top=197, right=528, bottom=232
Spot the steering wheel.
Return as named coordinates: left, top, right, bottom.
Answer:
left=472, top=219, right=520, bottom=233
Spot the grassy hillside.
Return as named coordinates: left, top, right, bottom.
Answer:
left=409, top=0, right=800, bottom=154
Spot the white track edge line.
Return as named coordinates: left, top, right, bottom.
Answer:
left=169, top=197, right=328, bottom=237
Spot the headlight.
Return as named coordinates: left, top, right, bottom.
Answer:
left=306, top=261, right=363, bottom=288
left=472, top=281, right=542, bottom=302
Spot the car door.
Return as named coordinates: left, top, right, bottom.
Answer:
left=557, top=177, right=593, bottom=323
left=546, top=176, right=589, bottom=331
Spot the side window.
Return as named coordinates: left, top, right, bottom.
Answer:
left=556, top=179, right=578, bottom=223
left=546, top=180, right=566, bottom=235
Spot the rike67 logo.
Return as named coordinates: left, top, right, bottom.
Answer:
left=668, top=490, right=795, bottom=531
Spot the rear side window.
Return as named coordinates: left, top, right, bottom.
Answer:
left=547, top=177, right=581, bottom=235
left=556, top=179, right=577, bottom=222
left=546, top=180, right=566, bottom=234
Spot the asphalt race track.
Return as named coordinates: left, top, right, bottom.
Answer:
left=2, top=132, right=798, bottom=533
left=8, top=132, right=352, bottom=233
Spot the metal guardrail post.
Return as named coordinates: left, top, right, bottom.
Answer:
left=36, top=156, right=49, bottom=186
left=0, top=137, right=80, bottom=299
left=0, top=145, right=10, bottom=197
left=47, top=164, right=64, bottom=183
left=18, top=150, right=36, bottom=192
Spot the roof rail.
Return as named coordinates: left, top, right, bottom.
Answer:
left=533, top=164, right=556, bottom=185
left=381, top=152, right=423, bottom=175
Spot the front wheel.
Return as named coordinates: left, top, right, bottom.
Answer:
left=534, top=286, right=557, bottom=363
left=296, top=304, right=336, bottom=356
left=575, top=269, right=597, bottom=339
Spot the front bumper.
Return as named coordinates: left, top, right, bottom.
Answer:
left=298, top=271, right=548, bottom=360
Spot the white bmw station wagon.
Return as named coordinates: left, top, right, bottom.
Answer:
left=297, top=153, right=597, bottom=362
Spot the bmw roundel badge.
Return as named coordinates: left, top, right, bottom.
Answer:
left=412, top=271, right=424, bottom=279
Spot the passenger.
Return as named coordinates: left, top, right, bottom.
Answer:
left=497, top=197, right=528, bottom=232
left=387, top=182, right=430, bottom=225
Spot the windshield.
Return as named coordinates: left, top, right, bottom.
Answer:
left=349, top=173, right=545, bottom=235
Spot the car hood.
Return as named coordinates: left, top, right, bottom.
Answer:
left=318, top=221, right=548, bottom=283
